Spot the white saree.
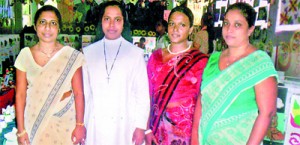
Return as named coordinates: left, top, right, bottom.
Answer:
left=14, top=46, right=85, bottom=145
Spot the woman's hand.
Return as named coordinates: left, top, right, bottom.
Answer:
left=71, top=125, right=86, bottom=145
left=132, top=128, right=145, bottom=145
left=17, top=131, right=30, bottom=145
left=145, top=132, right=158, bottom=145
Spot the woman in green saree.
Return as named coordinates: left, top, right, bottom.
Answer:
left=193, top=2, right=278, bottom=145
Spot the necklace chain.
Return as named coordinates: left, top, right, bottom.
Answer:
left=104, top=40, right=122, bottom=84
left=226, top=56, right=233, bottom=66
left=38, top=43, right=57, bottom=58
left=226, top=44, right=251, bottom=66
left=167, top=44, right=191, bottom=55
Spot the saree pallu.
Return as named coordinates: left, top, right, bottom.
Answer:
left=14, top=46, right=84, bottom=145
left=199, top=50, right=277, bottom=145
left=147, top=49, right=208, bottom=145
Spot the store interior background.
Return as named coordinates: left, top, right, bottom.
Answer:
left=1, top=0, right=300, bottom=144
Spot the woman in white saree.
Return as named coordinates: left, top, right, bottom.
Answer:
left=14, top=5, right=86, bottom=145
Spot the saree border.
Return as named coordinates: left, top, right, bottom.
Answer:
left=150, top=50, right=208, bottom=134
left=29, top=50, right=80, bottom=141
left=53, top=95, right=75, bottom=117
left=201, top=51, right=278, bottom=143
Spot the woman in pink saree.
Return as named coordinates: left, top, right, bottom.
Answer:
left=146, top=6, right=208, bottom=145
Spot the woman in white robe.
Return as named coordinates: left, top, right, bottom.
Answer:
left=83, top=1, right=150, bottom=145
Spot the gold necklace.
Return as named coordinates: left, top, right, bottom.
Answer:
left=226, top=45, right=250, bottom=66
left=38, top=43, right=57, bottom=58
left=226, top=55, right=237, bottom=66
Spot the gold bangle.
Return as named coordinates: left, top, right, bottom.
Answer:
left=16, top=130, right=27, bottom=137
left=76, top=122, right=85, bottom=126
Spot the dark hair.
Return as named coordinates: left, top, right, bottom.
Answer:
left=225, top=2, right=256, bottom=27
left=201, top=12, right=215, bottom=54
left=201, top=13, right=214, bottom=28
left=168, top=6, right=194, bottom=27
left=156, top=19, right=168, bottom=29
left=99, top=1, right=127, bottom=25
left=34, top=5, right=62, bottom=29
left=95, top=1, right=132, bottom=42
left=140, top=37, right=146, bottom=42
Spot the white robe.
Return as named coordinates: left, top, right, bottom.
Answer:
left=83, top=37, right=150, bottom=145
